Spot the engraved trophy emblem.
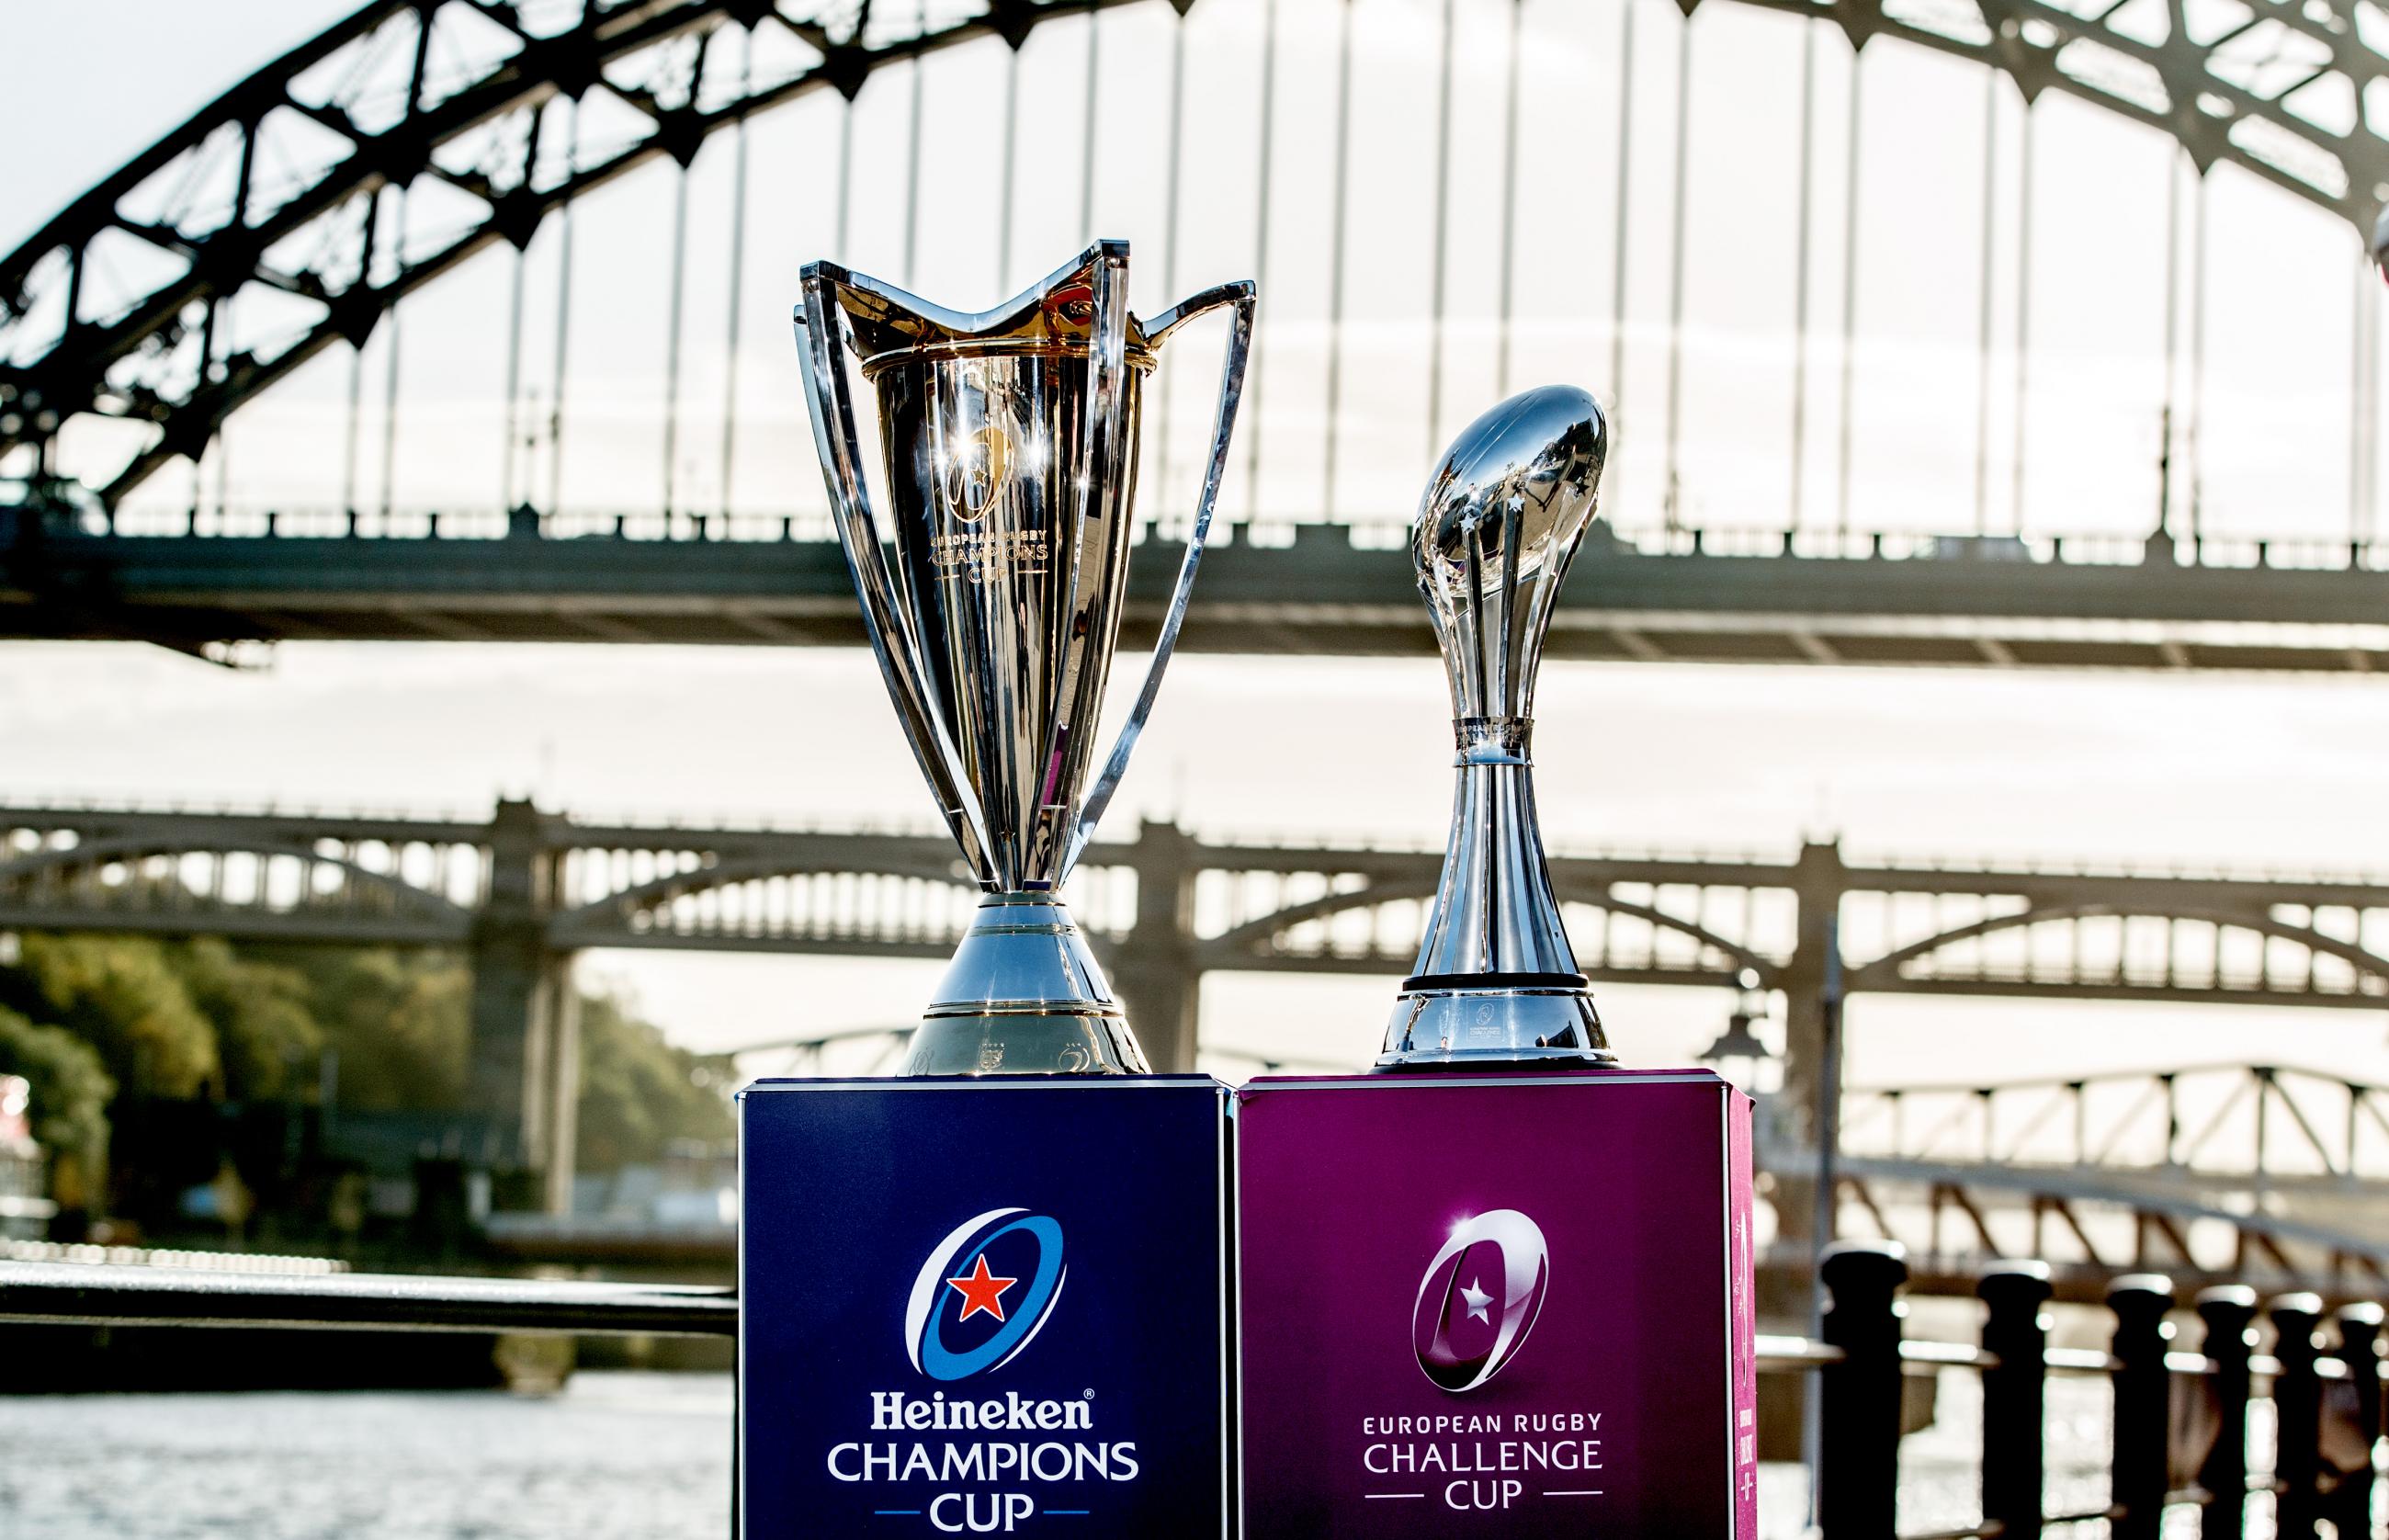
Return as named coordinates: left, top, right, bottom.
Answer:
left=1378, top=386, right=1619, bottom=1069
left=796, top=241, right=1255, bottom=1075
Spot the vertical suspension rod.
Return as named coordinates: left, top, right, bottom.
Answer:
left=1425, top=0, right=1458, bottom=459
left=903, top=1, right=928, bottom=285
left=2186, top=164, right=2205, bottom=548
left=548, top=98, right=580, bottom=519
left=1494, top=0, right=1524, bottom=394
left=1242, top=0, right=1278, bottom=519
left=1151, top=8, right=1188, bottom=508
left=2010, top=99, right=2032, bottom=538
left=1608, top=0, right=1636, bottom=409
left=996, top=42, right=1020, bottom=295
left=343, top=189, right=383, bottom=519
left=1320, top=0, right=1355, bottom=520
left=380, top=184, right=408, bottom=526
left=1789, top=19, right=1817, bottom=534
left=1080, top=5, right=1100, bottom=245
left=834, top=92, right=855, bottom=257
left=501, top=236, right=528, bottom=513
left=720, top=29, right=753, bottom=523
left=1835, top=49, right=1863, bottom=538
left=661, top=160, right=691, bottom=523
left=1972, top=73, right=1997, bottom=538
left=1660, top=13, right=1693, bottom=528
left=2357, top=243, right=2380, bottom=548
left=2160, top=149, right=2182, bottom=540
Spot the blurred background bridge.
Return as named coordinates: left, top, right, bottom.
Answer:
left=11, top=795, right=2389, bottom=1302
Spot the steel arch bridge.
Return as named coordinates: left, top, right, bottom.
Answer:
left=0, top=0, right=2382, bottom=548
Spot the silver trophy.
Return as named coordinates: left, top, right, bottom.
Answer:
left=796, top=241, right=1254, bottom=1076
left=1379, top=386, right=1617, bottom=1070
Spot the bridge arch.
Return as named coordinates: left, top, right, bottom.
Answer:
left=0, top=832, right=474, bottom=934
left=1850, top=900, right=2389, bottom=1000
left=550, top=847, right=978, bottom=940
left=1204, top=871, right=1780, bottom=982
left=0, top=0, right=2376, bottom=503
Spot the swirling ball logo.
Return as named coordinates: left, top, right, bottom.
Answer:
left=904, top=1207, right=1067, bottom=1382
left=1411, top=1209, right=1550, bottom=1393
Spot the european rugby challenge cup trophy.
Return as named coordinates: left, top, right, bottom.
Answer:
left=1379, top=385, right=1618, bottom=1069
left=797, top=241, right=1254, bottom=1076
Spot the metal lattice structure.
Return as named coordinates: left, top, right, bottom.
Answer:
left=0, top=0, right=2382, bottom=508
left=1823, top=1064, right=2389, bottom=1292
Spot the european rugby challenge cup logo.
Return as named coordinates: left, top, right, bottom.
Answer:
left=905, top=1208, right=1068, bottom=1381
left=1411, top=1210, right=1550, bottom=1393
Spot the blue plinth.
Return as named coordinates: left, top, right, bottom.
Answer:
left=738, top=1076, right=1231, bottom=1539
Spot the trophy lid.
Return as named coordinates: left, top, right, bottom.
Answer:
left=1410, top=386, right=1608, bottom=722
left=1413, top=386, right=1606, bottom=594
left=805, top=242, right=1162, bottom=379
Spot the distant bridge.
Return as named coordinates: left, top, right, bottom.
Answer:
left=7, top=798, right=2389, bottom=1216
left=8, top=509, right=2389, bottom=672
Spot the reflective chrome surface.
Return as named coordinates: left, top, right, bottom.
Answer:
left=1379, top=386, right=1616, bottom=1070
left=796, top=241, right=1255, bottom=1075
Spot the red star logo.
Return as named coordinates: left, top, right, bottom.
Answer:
left=945, top=1254, right=1018, bottom=1324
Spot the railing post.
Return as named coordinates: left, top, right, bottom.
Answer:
left=2325, top=1301, right=2383, bottom=1538
left=1980, top=1261, right=2053, bottom=1540
left=2194, top=1285, right=2258, bottom=1540
left=1819, top=1240, right=1908, bottom=1540
left=2110, top=1274, right=2178, bottom=1540
left=2270, top=1292, right=2325, bottom=1540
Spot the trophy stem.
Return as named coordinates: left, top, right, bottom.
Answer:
left=902, top=893, right=1152, bottom=1077
left=1377, top=723, right=1613, bottom=1070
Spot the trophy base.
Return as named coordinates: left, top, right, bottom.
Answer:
left=900, top=894, right=1152, bottom=1076
left=1375, top=976, right=1616, bottom=1070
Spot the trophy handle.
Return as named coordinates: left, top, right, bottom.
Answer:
left=795, top=265, right=994, bottom=878
left=1061, top=278, right=1258, bottom=878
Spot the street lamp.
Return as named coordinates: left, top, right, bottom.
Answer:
left=1698, top=968, right=1780, bottom=1096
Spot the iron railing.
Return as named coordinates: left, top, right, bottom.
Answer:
left=2, top=1247, right=2382, bottom=1538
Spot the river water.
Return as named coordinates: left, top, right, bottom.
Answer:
left=0, top=1368, right=2228, bottom=1539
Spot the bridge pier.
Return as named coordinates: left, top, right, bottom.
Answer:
left=1106, top=821, right=1206, bottom=1074
left=467, top=799, right=580, bottom=1214
left=1773, top=840, right=1849, bottom=1253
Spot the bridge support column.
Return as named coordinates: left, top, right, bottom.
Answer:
left=467, top=798, right=578, bottom=1214
left=1108, top=821, right=1205, bottom=1074
left=1773, top=840, right=1848, bottom=1260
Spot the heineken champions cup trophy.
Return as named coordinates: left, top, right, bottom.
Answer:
left=796, top=241, right=1254, bottom=1076
left=1379, top=385, right=1619, bottom=1069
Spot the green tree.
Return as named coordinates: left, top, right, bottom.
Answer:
left=574, top=991, right=733, bottom=1172
left=175, top=938, right=322, bottom=1102
left=260, top=947, right=470, bottom=1112
left=3, top=934, right=218, bottom=1097
left=0, top=1004, right=115, bottom=1184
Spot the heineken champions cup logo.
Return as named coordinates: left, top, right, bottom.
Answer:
left=828, top=1206, right=1140, bottom=1531
left=906, top=1207, right=1069, bottom=1381
left=1412, top=1210, right=1550, bottom=1392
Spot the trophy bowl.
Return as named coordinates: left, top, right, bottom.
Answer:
left=796, top=241, right=1254, bottom=1076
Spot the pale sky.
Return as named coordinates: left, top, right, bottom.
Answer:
left=4, top=0, right=2388, bottom=1095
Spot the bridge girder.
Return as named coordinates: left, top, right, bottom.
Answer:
left=7, top=803, right=2389, bottom=1013
left=0, top=0, right=2381, bottom=501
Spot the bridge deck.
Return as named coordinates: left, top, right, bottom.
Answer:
left=7, top=517, right=2389, bottom=671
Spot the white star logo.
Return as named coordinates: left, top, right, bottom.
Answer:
left=1460, top=1276, right=1492, bottom=1324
